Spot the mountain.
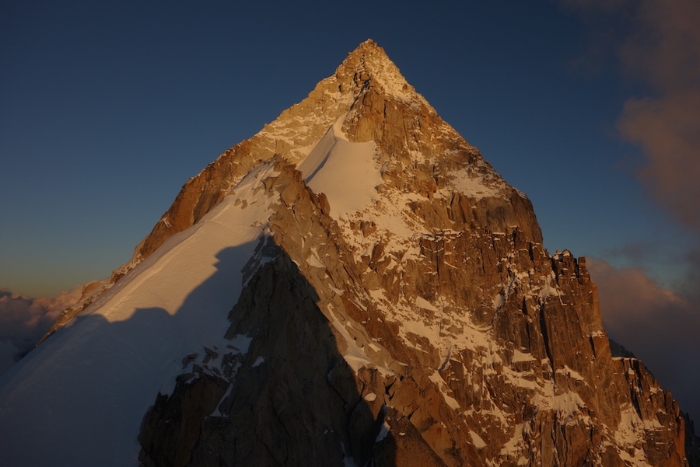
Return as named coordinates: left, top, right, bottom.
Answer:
left=1, top=40, right=698, bottom=467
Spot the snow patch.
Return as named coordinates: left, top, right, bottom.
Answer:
left=298, top=117, right=382, bottom=220
left=415, top=296, right=439, bottom=312
left=532, top=390, right=585, bottom=421
left=500, top=422, right=528, bottom=457
left=447, top=170, right=503, bottom=199
left=252, top=356, right=265, bottom=368
left=492, top=293, right=504, bottom=311
left=429, top=371, right=461, bottom=411
left=329, top=315, right=391, bottom=376
left=376, top=420, right=391, bottom=443
left=511, top=349, right=535, bottom=363
left=470, top=430, right=486, bottom=449
left=556, top=365, right=585, bottom=382
left=210, top=382, right=234, bottom=418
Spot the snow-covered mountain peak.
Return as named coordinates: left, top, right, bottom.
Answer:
left=38, top=40, right=537, bottom=338
left=5, top=40, right=697, bottom=467
left=251, top=39, right=433, bottom=165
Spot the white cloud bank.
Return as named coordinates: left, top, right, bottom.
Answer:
left=0, top=286, right=82, bottom=375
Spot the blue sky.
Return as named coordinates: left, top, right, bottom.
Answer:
left=2, top=0, right=699, bottom=421
left=1, top=0, right=660, bottom=296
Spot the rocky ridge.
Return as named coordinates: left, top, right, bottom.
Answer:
left=135, top=41, right=698, bottom=466
left=42, top=40, right=535, bottom=339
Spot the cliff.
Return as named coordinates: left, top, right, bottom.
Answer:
left=136, top=41, right=698, bottom=466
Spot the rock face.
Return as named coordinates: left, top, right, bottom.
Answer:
left=40, top=40, right=700, bottom=466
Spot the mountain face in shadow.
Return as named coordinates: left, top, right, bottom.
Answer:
left=138, top=243, right=395, bottom=467
left=1, top=40, right=698, bottom=467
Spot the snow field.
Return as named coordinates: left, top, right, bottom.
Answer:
left=0, top=163, right=280, bottom=467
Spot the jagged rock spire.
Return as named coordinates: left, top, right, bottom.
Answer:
left=334, top=39, right=428, bottom=105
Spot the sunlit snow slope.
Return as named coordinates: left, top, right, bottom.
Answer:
left=297, top=115, right=382, bottom=220
left=0, top=163, right=279, bottom=467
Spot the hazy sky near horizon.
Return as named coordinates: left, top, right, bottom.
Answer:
left=2, top=0, right=699, bottom=422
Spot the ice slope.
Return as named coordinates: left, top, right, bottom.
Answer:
left=297, top=116, right=382, bottom=220
left=0, top=163, right=279, bottom=467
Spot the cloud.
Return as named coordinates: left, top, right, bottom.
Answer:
left=561, top=0, right=700, bottom=231
left=0, top=286, right=82, bottom=375
left=588, top=259, right=700, bottom=425
left=602, top=0, right=700, bottom=231
left=618, top=0, right=700, bottom=91
left=620, top=92, right=700, bottom=230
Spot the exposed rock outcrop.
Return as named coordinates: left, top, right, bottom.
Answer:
left=139, top=156, right=697, bottom=465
